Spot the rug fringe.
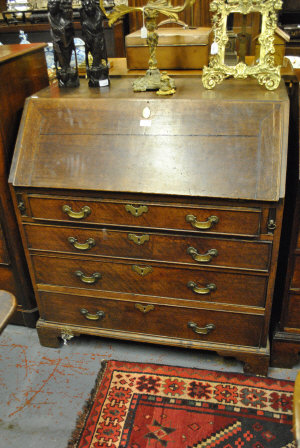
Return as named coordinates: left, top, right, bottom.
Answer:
left=66, top=359, right=108, bottom=448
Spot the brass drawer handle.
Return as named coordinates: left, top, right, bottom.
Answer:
left=75, top=270, right=101, bottom=284
left=186, top=214, right=219, bottom=230
left=128, top=233, right=150, bottom=245
left=187, top=281, right=217, bottom=295
left=125, top=204, right=148, bottom=217
left=68, top=237, right=96, bottom=251
left=187, top=247, right=218, bottom=263
left=188, top=322, right=215, bottom=335
left=80, top=308, right=105, bottom=321
left=135, top=303, right=155, bottom=314
left=62, top=205, right=91, bottom=219
left=132, top=265, right=153, bottom=276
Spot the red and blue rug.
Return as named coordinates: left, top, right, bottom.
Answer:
left=67, top=360, right=295, bottom=448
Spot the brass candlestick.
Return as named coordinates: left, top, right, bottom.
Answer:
left=100, top=0, right=195, bottom=94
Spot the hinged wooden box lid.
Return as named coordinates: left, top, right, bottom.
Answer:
left=9, top=78, right=289, bottom=202
left=125, top=27, right=211, bottom=70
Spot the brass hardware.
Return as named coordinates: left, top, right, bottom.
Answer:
left=135, top=303, right=155, bottom=314
left=188, top=322, right=215, bottom=335
left=267, top=208, right=276, bottom=233
left=267, top=219, right=276, bottom=231
left=186, top=214, right=219, bottom=230
left=125, top=204, right=148, bottom=217
left=68, top=236, right=96, bottom=251
left=128, top=233, right=150, bottom=246
left=187, top=247, right=218, bottom=263
left=187, top=281, right=217, bottom=295
left=75, top=270, right=101, bottom=284
left=202, top=0, right=282, bottom=91
left=80, top=308, right=105, bottom=321
left=17, top=194, right=26, bottom=215
left=62, top=204, right=91, bottom=219
left=61, top=328, right=75, bottom=345
left=132, top=265, right=153, bottom=276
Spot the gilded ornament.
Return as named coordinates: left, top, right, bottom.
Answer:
left=100, top=0, right=195, bottom=92
left=202, top=0, right=283, bottom=91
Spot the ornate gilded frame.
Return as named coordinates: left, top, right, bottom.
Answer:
left=202, top=0, right=283, bottom=90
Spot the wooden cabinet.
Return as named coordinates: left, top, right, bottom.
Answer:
left=271, top=79, right=300, bottom=368
left=0, top=44, right=49, bottom=326
left=9, top=78, right=289, bottom=375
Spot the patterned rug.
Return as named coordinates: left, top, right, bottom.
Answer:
left=67, top=360, right=295, bottom=448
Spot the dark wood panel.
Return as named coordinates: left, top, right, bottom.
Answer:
left=32, top=254, right=267, bottom=307
left=285, top=293, right=300, bottom=329
left=24, top=223, right=271, bottom=271
left=39, top=290, right=264, bottom=347
left=27, top=195, right=262, bottom=237
left=0, top=44, right=48, bottom=326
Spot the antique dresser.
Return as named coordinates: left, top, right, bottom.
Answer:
left=9, top=78, right=289, bottom=375
left=0, top=43, right=48, bottom=326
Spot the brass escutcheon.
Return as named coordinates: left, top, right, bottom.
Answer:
left=187, top=247, right=218, bottom=263
left=132, top=265, right=153, bottom=276
left=68, top=236, right=96, bottom=251
left=80, top=308, right=105, bottom=321
left=186, top=214, right=219, bottom=230
left=125, top=204, right=148, bottom=217
left=128, top=233, right=150, bottom=246
left=135, top=303, right=155, bottom=314
left=187, top=281, right=217, bottom=295
left=62, top=204, right=91, bottom=219
left=75, top=270, right=102, bottom=284
left=188, top=322, right=215, bottom=335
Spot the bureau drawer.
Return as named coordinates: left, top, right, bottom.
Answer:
left=24, top=224, right=271, bottom=271
left=39, top=291, right=263, bottom=347
left=32, top=255, right=267, bottom=307
left=27, top=195, right=261, bottom=237
left=284, top=293, right=300, bottom=330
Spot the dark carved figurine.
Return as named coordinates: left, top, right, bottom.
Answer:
left=48, top=0, right=79, bottom=88
left=80, top=0, right=109, bottom=87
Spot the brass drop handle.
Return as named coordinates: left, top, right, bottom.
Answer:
left=186, top=214, right=219, bottom=230
left=68, top=237, right=96, bottom=251
left=125, top=204, right=148, bottom=217
left=187, top=247, right=218, bottom=263
left=75, top=270, right=101, bottom=284
left=188, top=322, right=215, bottom=335
left=135, top=303, right=155, bottom=314
left=187, top=281, right=217, bottom=295
left=128, top=233, right=150, bottom=246
left=80, top=308, right=105, bottom=321
left=62, top=205, right=91, bottom=219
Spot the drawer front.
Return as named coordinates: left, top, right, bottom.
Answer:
left=24, top=224, right=271, bottom=271
left=39, top=291, right=263, bottom=347
left=284, top=293, right=300, bottom=330
left=27, top=196, right=261, bottom=236
left=32, top=255, right=267, bottom=307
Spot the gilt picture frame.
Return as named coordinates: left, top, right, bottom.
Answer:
left=202, top=0, right=283, bottom=90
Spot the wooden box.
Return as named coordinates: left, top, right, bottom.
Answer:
left=125, top=27, right=211, bottom=70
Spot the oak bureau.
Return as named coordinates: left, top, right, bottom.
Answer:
left=9, top=78, right=289, bottom=375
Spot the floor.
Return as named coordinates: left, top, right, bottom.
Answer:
left=0, top=324, right=299, bottom=448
